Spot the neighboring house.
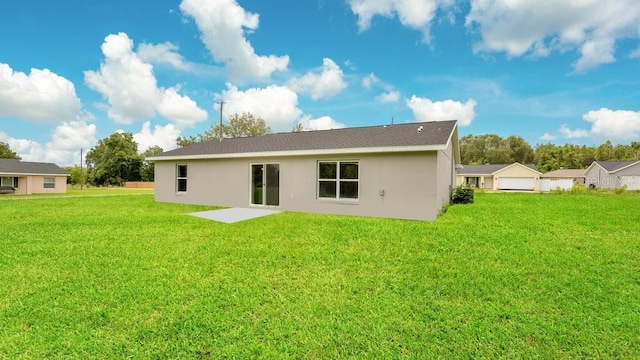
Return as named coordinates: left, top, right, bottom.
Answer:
left=584, top=160, right=640, bottom=190
left=540, top=169, right=586, bottom=191
left=456, top=163, right=542, bottom=191
left=148, top=120, right=461, bottom=221
left=0, top=159, right=69, bottom=194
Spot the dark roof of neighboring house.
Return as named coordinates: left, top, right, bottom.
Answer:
left=149, top=120, right=458, bottom=160
left=0, top=159, right=68, bottom=176
left=457, top=163, right=538, bottom=175
left=594, top=160, right=640, bottom=172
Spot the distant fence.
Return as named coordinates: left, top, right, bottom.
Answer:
left=124, top=182, right=155, bottom=189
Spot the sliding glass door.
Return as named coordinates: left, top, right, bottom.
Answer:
left=251, top=164, right=279, bottom=206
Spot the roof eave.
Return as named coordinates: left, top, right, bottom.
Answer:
left=147, top=144, right=449, bottom=161
left=0, top=172, right=69, bottom=176
left=609, top=160, right=640, bottom=173
left=492, top=162, right=542, bottom=175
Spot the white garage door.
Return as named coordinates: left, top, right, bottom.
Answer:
left=498, top=177, right=535, bottom=190
left=621, top=176, right=640, bottom=190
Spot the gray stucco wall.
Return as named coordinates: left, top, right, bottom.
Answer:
left=436, top=142, right=454, bottom=214
left=154, top=151, right=447, bottom=221
left=585, top=162, right=640, bottom=189
left=585, top=165, right=619, bottom=189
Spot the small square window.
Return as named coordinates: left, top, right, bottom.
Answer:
left=44, top=177, right=55, bottom=189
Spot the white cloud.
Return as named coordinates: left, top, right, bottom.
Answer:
left=376, top=90, right=400, bottom=103
left=583, top=108, right=640, bottom=142
left=45, top=121, right=98, bottom=165
left=133, top=121, right=181, bottom=153
left=137, top=42, right=191, bottom=70
left=549, top=108, right=640, bottom=143
left=406, top=96, right=476, bottom=126
left=559, top=124, right=589, bottom=139
left=0, top=121, right=97, bottom=166
left=0, top=131, right=43, bottom=161
left=84, top=33, right=161, bottom=124
left=465, top=0, right=640, bottom=72
left=299, top=115, right=346, bottom=131
left=630, top=47, right=640, bottom=59
left=348, top=0, right=455, bottom=42
left=180, top=0, right=289, bottom=81
left=157, top=88, right=208, bottom=128
left=218, top=83, right=302, bottom=130
left=344, top=60, right=357, bottom=71
left=84, top=33, right=207, bottom=128
left=0, top=63, right=81, bottom=124
left=288, top=58, right=347, bottom=100
left=362, top=72, right=379, bottom=89
left=539, top=133, right=556, bottom=142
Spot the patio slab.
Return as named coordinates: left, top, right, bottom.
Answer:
left=188, top=207, right=281, bottom=224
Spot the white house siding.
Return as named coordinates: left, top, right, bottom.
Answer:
left=155, top=151, right=444, bottom=221
left=539, top=179, right=574, bottom=191
left=585, top=165, right=619, bottom=189
left=621, top=176, right=640, bottom=190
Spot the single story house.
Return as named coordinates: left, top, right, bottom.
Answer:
left=539, top=169, right=586, bottom=191
left=584, top=160, right=640, bottom=190
left=148, top=120, right=461, bottom=221
left=0, top=159, right=69, bottom=194
left=456, top=163, right=542, bottom=191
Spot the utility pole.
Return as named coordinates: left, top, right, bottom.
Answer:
left=217, top=100, right=225, bottom=141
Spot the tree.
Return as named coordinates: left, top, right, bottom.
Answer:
left=292, top=123, right=304, bottom=132
left=505, top=135, right=534, bottom=164
left=140, top=146, right=164, bottom=182
left=85, top=132, right=142, bottom=186
left=595, top=140, right=614, bottom=161
left=177, top=112, right=271, bottom=147
left=63, top=165, right=88, bottom=188
left=0, top=142, right=21, bottom=159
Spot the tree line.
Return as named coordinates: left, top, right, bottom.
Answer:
left=461, top=134, right=640, bottom=172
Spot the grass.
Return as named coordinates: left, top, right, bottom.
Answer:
left=1, top=191, right=639, bottom=358
left=2, top=185, right=154, bottom=198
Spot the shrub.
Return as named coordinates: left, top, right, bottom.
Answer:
left=570, top=183, right=588, bottom=194
left=614, top=185, right=627, bottom=195
left=451, top=185, right=474, bottom=204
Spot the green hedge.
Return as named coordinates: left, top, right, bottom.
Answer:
left=451, top=185, right=474, bottom=204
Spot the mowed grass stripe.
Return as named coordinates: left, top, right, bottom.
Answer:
left=0, top=192, right=638, bottom=358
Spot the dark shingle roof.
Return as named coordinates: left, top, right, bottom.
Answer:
left=595, top=160, right=640, bottom=172
left=458, top=164, right=509, bottom=175
left=150, top=120, right=457, bottom=160
left=0, top=159, right=68, bottom=175
left=457, top=163, right=538, bottom=175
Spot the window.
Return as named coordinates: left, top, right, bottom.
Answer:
left=1, top=177, right=18, bottom=187
left=43, top=177, right=55, bottom=189
left=318, top=161, right=359, bottom=200
left=176, top=164, right=188, bottom=192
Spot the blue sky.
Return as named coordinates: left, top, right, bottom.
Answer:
left=1, top=0, right=640, bottom=165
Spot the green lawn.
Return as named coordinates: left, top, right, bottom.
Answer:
left=1, top=192, right=639, bottom=358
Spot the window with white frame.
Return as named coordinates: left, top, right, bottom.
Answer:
left=176, top=164, right=188, bottom=192
left=43, top=177, right=55, bottom=189
left=1, top=177, right=18, bottom=187
left=318, top=161, right=359, bottom=200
